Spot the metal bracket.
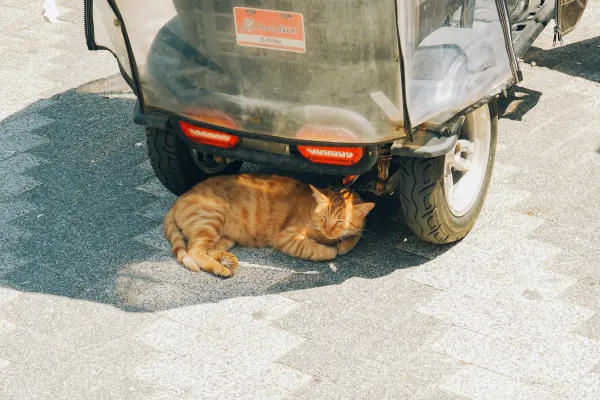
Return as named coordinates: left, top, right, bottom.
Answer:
left=390, top=116, right=464, bottom=158
left=132, top=101, right=169, bottom=129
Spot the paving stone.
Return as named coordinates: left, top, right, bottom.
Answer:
left=499, top=300, right=595, bottom=353
left=0, top=252, right=27, bottom=278
left=133, top=352, right=207, bottom=396
left=137, top=318, right=234, bottom=362
left=0, top=200, right=37, bottom=224
left=0, top=319, right=16, bottom=336
left=563, top=373, right=600, bottom=400
left=114, top=275, right=207, bottom=312
left=0, top=153, right=44, bottom=178
left=136, top=179, right=177, bottom=199
left=361, top=351, right=463, bottom=399
left=137, top=198, right=175, bottom=221
left=441, top=365, right=557, bottom=400
left=276, top=277, right=436, bottom=342
left=217, top=363, right=311, bottom=400
left=93, top=378, right=184, bottom=400
left=576, top=313, right=600, bottom=342
left=0, top=286, right=21, bottom=305
left=0, top=69, right=60, bottom=121
left=201, top=264, right=295, bottom=302
left=0, top=132, right=51, bottom=154
left=159, top=298, right=256, bottom=332
left=431, top=327, right=539, bottom=379
left=1, top=263, right=86, bottom=299
left=417, top=291, right=512, bottom=337
left=0, top=294, right=156, bottom=351
left=343, top=312, right=450, bottom=366
left=0, top=113, right=55, bottom=137
left=0, top=361, right=72, bottom=400
left=280, top=341, right=386, bottom=392
left=134, top=225, right=171, bottom=253
left=119, top=257, right=223, bottom=296
left=47, top=338, right=160, bottom=399
left=290, top=379, right=357, bottom=400
left=520, top=334, right=600, bottom=393
left=0, top=175, right=41, bottom=201
left=1, top=3, right=600, bottom=399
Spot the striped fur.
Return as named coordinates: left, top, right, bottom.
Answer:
left=164, top=174, right=374, bottom=277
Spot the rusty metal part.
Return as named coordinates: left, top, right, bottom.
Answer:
left=376, top=148, right=392, bottom=194
left=351, top=167, right=400, bottom=195
left=342, top=175, right=358, bottom=185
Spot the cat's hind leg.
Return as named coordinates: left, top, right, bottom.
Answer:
left=213, top=238, right=236, bottom=251
left=207, top=238, right=239, bottom=270
left=187, top=236, right=235, bottom=277
left=184, top=217, right=234, bottom=277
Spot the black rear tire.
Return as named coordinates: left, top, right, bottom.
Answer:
left=396, top=100, right=498, bottom=244
left=146, top=127, right=242, bottom=196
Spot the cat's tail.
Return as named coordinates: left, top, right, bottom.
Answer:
left=164, top=207, right=201, bottom=272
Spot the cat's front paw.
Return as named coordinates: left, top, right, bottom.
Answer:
left=336, top=241, right=350, bottom=256
left=314, top=246, right=337, bottom=261
left=336, top=238, right=359, bottom=256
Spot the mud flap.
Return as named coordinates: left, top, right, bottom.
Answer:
left=554, top=0, right=588, bottom=44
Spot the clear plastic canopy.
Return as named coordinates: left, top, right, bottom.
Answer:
left=86, top=0, right=519, bottom=144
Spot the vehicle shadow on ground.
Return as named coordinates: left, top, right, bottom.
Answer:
left=0, top=75, right=452, bottom=311
left=524, top=36, right=600, bottom=82
left=497, top=86, right=542, bottom=121
left=498, top=36, right=600, bottom=122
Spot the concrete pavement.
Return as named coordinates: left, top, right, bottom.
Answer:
left=1, top=1, right=600, bottom=398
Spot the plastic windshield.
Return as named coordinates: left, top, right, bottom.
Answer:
left=397, top=0, right=519, bottom=127
left=86, top=0, right=518, bottom=144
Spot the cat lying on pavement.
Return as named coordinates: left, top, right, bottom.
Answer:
left=164, top=174, right=374, bottom=277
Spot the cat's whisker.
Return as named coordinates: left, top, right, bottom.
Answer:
left=360, top=228, right=380, bottom=237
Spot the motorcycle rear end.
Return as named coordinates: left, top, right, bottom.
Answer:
left=85, top=0, right=586, bottom=244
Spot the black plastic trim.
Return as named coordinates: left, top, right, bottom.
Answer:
left=393, top=1, right=413, bottom=137
left=106, top=0, right=145, bottom=111
left=391, top=117, right=464, bottom=158
left=512, top=1, right=554, bottom=58
left=134, top=101, right=169, bottom=129
left=498, top=0, right=524, bottom=82
left=84, top=0, right=96, bottom=50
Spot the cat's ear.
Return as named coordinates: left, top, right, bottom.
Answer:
left=354, top=202, right=375, bottom=217
left=309, top=185, right=329, bottom=203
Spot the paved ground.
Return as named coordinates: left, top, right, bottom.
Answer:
left=1, top=1, right=600, bottom=399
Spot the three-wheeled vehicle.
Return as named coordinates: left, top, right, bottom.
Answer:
left=84, top=0, right=587, bottom=244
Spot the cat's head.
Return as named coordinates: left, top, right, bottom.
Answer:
left=309, top=185, right=375, bottom=240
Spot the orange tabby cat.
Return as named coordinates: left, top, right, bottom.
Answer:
left=164, top=174, right=375, bottom=277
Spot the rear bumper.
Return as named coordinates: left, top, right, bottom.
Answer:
left=134, top=102, right=379, bottom=176
left=133, top=100, right=460, bottom=172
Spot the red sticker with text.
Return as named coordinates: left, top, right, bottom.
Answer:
left=234, top=7, right=306, bottom=53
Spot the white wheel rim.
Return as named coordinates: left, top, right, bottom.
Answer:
left=443, top=105, right=492, bottom=217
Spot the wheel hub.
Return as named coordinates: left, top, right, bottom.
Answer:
left=443, top=105, right=492, bottom=217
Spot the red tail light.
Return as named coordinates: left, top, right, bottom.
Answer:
left=179, top=110, right=240, bottom=148
left=296, top=125, right=363, bottom=166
